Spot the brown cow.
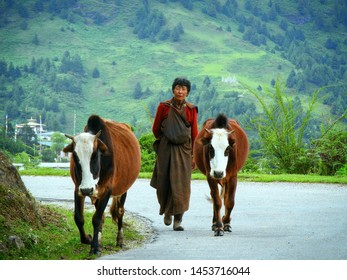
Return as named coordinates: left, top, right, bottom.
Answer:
left=63, top=115, right=141, bottom=254
left=193, top=114, right=249, bottom=236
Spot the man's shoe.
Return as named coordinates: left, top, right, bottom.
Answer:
left=164, top=214, right=172, bottom=226
left=173, top=223, right=184, bottom=231
left=173, top=214, right=184, bottom=231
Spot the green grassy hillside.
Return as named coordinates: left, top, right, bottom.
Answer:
left=0, top=0, right=346, bottom=136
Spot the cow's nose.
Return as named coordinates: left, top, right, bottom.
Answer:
left=213, top=171, right=224, bottom=179
left=80, top=188, right=93, bottom=196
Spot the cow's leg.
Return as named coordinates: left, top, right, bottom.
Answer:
left=93, top=198, right=105, bottom=247
left=222, top=176, right=237, bottom=232
left=90, top=189, right=111, bottom=255
left=74, top=190, right=92, bottom=244
left=110, top=192, right=127, bottom=247
left=208, top=177, right=223, bottom=236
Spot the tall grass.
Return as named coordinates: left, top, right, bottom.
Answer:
left=0, top=205, right=146, bottom=260
left=243, top=81, right=322, bottom=173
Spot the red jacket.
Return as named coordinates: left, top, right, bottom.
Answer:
left=152, top=100, right=199, bottom=147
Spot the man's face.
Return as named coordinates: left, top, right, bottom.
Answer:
left=173, top=85, right=188, bottom=102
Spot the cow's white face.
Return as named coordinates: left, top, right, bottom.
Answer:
left=208, top=128, right=233, bottom=179
left=73, top=133, right=100, bottom=196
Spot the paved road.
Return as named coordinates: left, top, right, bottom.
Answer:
left=22, top=176, right=347, bottom=260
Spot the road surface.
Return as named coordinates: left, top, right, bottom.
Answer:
left=22, top=176, right=347, bottom=260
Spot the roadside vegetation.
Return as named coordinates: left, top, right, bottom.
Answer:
left=0, top=151, right=150, bottom=261
left=0, top=204, right=148, bottom=260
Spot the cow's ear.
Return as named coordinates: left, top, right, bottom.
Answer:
left=63, top=143, right=74, bottom=153
left=198, top=137, right=210, bottom=146
left=228, top=138, right=235, bottom=147
left=97, top=139, right=110, bottom=155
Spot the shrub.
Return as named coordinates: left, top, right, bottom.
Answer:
left=138, top=132, right=156, bottom=172
left=312, top=130, right=347, bottom=175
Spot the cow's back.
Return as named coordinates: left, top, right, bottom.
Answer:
left=227, top=119, right=249, bottom=174
left=103, top=119, right=141, bottom=196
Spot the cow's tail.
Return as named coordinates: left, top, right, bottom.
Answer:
left=220, top=185, right=225, bottom=200
left=206, top=185, right=225, bottom=203
left=110, top=196, right=120, bottom=224
left=109, top=194, right=127, bottom=225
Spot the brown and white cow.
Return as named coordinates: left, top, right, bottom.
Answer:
left=63, top=115, right=141, bottom=254
left=193, top=114, right=249, bottom=236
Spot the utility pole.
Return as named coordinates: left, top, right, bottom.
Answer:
left=5, top=114, right=8, bottom=136
left=73, top=110, right=76, bottom=135
left=39, top=114, right=42, bottom=154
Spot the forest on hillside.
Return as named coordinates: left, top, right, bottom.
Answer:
left=0, top=0, right=346, bottom=131
left=0, top=0, right=346, bottom=175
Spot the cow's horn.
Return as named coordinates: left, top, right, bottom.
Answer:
left=65, top=134, right=74, bottom=140
left=205, top=128, right=212, bottom=134
left=228, top=130, right=235, bottom=135
left=95, top=130, right=102, bottom=138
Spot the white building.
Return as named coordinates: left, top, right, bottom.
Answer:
left=15, top=117, right=46, bottom=135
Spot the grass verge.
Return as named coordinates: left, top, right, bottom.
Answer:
left=19, top=168, right=347, bottom=184
left=0, top=205, right=150, bottom=260
left=144, top=172, right=347, bottom=184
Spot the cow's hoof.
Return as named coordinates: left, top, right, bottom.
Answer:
left=214, top=230, right=224, bottom=236
left=89, top=248, right=101, bottom=256
left=223, top=224, right=232, bottom=232
left=116, top=229, right=124, bottom=247
left=211, top=223, right=216, bottom=231
left=81, top=234, right=92, bottom=244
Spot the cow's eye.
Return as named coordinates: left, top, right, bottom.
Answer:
left=208, top=144, right=215, bottom=158
left=73, top=152, right=80, bottom=163
left=224, top=146, right=231, bottom=156
left=91, top=151, right=98, bottom=162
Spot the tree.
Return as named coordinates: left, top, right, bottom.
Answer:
left=60, top=52, right=85, bottom=76
left=238, top=24, right=245, bottom=33
left=33, top=0, right=44, bottom=12
left=279, top=19, right=288, bottom=31
left=181, top=0, right=193, bottom=10
left=5, top=100, right=20, bottom=118
left=50, top=132, right=66, bottom=157
left=41, top=148, right=56, bottom=162
left=159, top=29, right=170, bottom=40
left=222, top=0, right=238, bottom=17
left=17, top=3, right=29, bottom=18
left=243, top=81, right=325, bottom=173
left=325, top=38, right=337, bottom=50
left=171, top=23, right=184, bottom=42
left=133, top=82, right=143, bottom=99
left=138, top=132, right=156, bottom=172
left=286, top=70, right=296, bottom=88
left=92, top=67, right=100, bottom=78
left=16, top=125, right=38, bottom=148
left=0, top=60, right=7, bottom=76
left=32, top=34, right=39, bottom=45
left=271, top=79, right=276, bottom=87
left=132, top=6, right=166, bottom=40
left=203, top=76, right=211, bottom=87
